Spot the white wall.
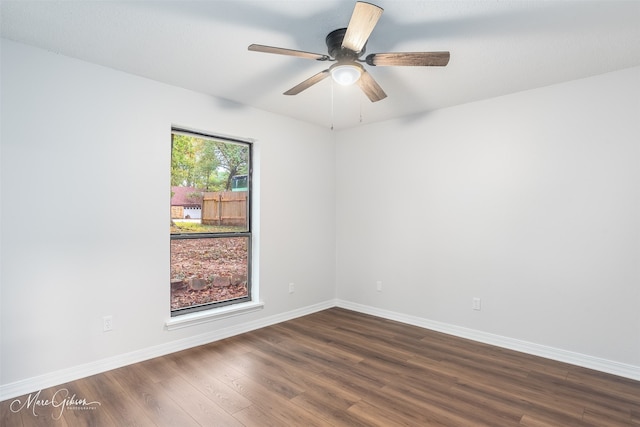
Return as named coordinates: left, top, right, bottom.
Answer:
left=0, top=39, right=336, bottom=392
left=336, top=67, right=640, bottom=368
left=2, top=38, right=638, bottom=396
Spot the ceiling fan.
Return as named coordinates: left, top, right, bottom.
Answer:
left=248, top=1, right=450, bottom=102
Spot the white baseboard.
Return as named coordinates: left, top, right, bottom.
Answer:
left=335, top=299, right=640, bottom=381
left=0, top=299, right=336, bottom=401
left=3, top=298, right=637, bottom=401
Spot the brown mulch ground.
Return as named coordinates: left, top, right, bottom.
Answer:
left=170, top=237, right=248, bottom=310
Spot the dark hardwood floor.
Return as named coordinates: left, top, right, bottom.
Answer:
left=2, top=308, right=639, bottom=426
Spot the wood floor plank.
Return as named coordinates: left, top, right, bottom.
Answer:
left=229, top=350, right=306, bottom=399
left=582, top=407, right=632, bottom=426
left=20, top=411, right=69, bottom=427
left=231, top=404, right=286, bottom=427
left=58, top=379, right=117, bottom=427
left=108, top=364, right=199, bottom=426
left=0, top=398, right=24, bottom=427
left=374, top=382, right=479, bottom=427
left=3, top=307, right=639, bottom=426
left=266, top=325, right=364, bottom=374
left=347, top=398, right=420, bottom=427
left=519, top=414, right=567, bottom=426
left=217, top=372, right=328, bottom=426
left=80, top=371, right=156, bottom=427
left=448, top=382, right=535, bottom=425
left=567, top=369, right=640, bottom=407
left=158, top=374, right=244, bottom=426
left=452, top=366, right=589, bottom=423
left=169, top=344, right=246, bottom=385
left=136, top=354, right=182, bottom=384
left=167, top=346, right=252, bottom=415
left=242, top=342, right=366, bottom=408
left=289, top=387, right=369, bottom=427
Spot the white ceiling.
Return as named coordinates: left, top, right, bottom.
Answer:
left=2, top=0, right=639, bottom=130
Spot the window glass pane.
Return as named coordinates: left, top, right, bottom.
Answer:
left=171, top=236, right=249, bottom=311
left=171, top=134, right=249, bottom=233
left=170, top=129, right=251, bottom=315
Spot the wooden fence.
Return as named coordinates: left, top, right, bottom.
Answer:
left=202, top=191, right=247, bottom=226
left=171, top=206, right=184, bottom=219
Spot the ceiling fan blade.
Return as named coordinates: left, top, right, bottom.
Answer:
left=248, top=44, right=330, bottom=61
left=284, top=69, right=331, bottom=95
left=366, top=52, right=450, bottom=67
left=342, top=2, right=384, bottom=53
left=357, top=70, right=387, bottom=102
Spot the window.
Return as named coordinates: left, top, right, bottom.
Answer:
left=170, top=128, right=251, bottom=316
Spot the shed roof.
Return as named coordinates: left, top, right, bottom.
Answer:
left=171, top=186, right=203, bottom=207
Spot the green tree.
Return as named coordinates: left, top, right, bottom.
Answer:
left=193, top=139, right=220, bottom=190
left=215, top=142, right=249, bottom=190
left=172, top=134, right=248, bottom=191
left=171, top=134, right=197, bottom=186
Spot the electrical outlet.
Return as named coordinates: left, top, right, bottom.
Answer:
left=376, top=281, right=382, bottom=292
left=103, top=315, right=113, bottom=332
left=472, top=297, right=481, bottom=311
left=289, top=283, right=295, bottom=294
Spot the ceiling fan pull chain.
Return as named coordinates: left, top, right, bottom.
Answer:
left=331, top=80, right=335, bottom=131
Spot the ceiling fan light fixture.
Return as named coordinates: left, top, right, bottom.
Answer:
left=330, top=64, right=362, bottom=86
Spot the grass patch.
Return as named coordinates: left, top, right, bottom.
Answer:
left=171, top=221, right=245, bottom=234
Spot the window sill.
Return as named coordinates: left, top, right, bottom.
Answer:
left=165, top=301, right=264, bottom=331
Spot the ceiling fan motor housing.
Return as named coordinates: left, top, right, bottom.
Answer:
left=326, top=28, right=365, bottom=61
